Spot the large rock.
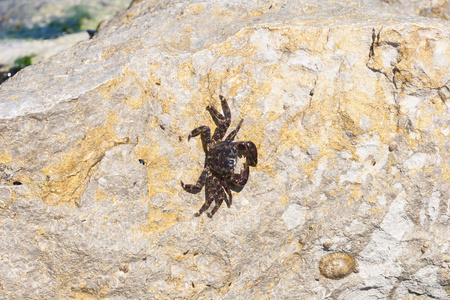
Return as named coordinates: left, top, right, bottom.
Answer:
left=0, top=0, right=449, bottom=298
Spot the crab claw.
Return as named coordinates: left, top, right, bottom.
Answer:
left=246, top=141, right=258, bottom=166
left=237, top=141, right=257, bottom=167
left=229, top=163, right=249, bottom=186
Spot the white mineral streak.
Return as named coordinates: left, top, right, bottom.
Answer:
left=0, top=0, right=449, bottom=299
left=282, top=204, right=308, bottom=230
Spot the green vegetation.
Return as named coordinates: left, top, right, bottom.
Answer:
left=47, top=5, right=91, bottom=35
left=0, top=54, right=36, bottom=84
left=4, top=5, right=93, bottom=39
left=14, top=54, right=36, bottom=68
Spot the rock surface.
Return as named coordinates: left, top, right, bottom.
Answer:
left=0, top=0, right=449, bottom=299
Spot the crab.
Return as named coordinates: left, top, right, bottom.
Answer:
left=181, top=95, right=258, bottom=218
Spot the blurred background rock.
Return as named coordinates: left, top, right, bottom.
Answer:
left=0, top=0, right=131, bottom=82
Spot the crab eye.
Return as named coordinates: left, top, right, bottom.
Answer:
left=228, top=147, right=238, bottom=156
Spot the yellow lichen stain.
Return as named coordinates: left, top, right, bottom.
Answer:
left=55, top=132, right=68, bottom=143
left=442, top=160, right=450, bottom=183
left=370, top=205, right=386, bottom=218
left=161, top=96, right=175, bottom=115
left=147, top=63, right=162, bottom=85
left=97, top=77, right=121, bottom=101
left=178, top=62, right=195, bottom=88
left=394, top=28, right=447, bottom=89
left=337, top=108, right=364, bottom=136
left=94, top=188, right=108, bottom=201
left=73, top=292, right=99, bottom=300
left=125, top=86, right=147, bottom=110
left=135, top=144, right=174, bottom=197
left=320, top=184, right=362, bottom=210
left=35, top=226, right=46, bottom=236
left=41, top=114, right=124, bottom=205
left=347, top=185, right=362, bottom=205
left=101, top=39, right=144, bottom=61
left=214, top=28, right=256, bottom=55
left=278, top=118, right=306, bottom=147
left=174, top=253, right=186, bottom=262
left=186, top=4, right=204, bottom=15
left=183, top=25, right=194, bottom=34
left=328, top=138, right=354, bottom=157
left=126, top=97, right=144, bottom=110
left=246, top=4, right=278, bottom=17
left=416, top=97, right=446, bottom=131
left=285, top=256, right=302, bottom=272
left=276, top=27, right=329, bottom=53
left=99, top=70, right=150, bottom=110
left=278, top=194, right=288, bottom=206
left=0, top=153, right=12, bottom=164
left=135, top=144, right=185, bottom=235
left=167, top=33, right=192, bottom=51
left=120, top=12, right=139, bottom=26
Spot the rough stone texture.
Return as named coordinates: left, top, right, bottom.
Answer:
left=0, top=1, right=449, bottom=299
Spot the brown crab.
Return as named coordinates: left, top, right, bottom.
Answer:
left=181, top=95, right=258, bottom=218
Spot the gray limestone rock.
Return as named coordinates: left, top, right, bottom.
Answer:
left=0, top=1, right=449, bottom=299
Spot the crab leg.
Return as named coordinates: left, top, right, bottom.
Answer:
left=229, top=163, right=249, bottom=186
left=221, top=178, right=232, bottom=207
left=207, top=95, right=231, bottom=142
left=181, top=167, right=208, bottom=193
left=194, top=172, right=216, bottom=217
left=188, top=125, right=213, bottom=150
left=225, top=119, right=243, bottom=142
left=207, top=177, right=226, bottom=218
